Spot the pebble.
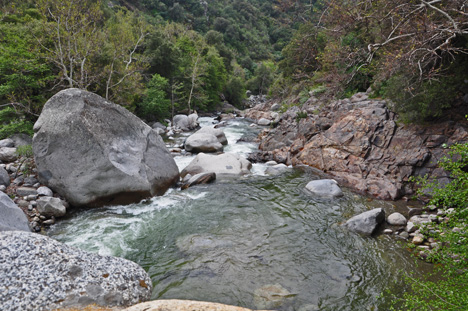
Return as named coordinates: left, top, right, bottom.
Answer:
left=28, top=205, right=33, bottom=211
left=43, top=219, right=55, bottom=226
left=399, top=231, right=409, bottom=239
left=0, top=185, right=6, bottom=192
left=18, top=200, right=29, bottom=208
left=412, top=236, right=424, bottom=245
left=405, top=221, right=417, bottom=233
left=384, top=229, right=393, bottom=234
left=32, top=217, right=40, bottom=223
left=452, top=227, right=462, bottom=233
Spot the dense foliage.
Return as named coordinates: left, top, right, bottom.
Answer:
left=395, top=142, right=468, bottom=310
left=274, top=0, right=468, bottom=122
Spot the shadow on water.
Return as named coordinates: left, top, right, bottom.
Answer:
left=47, top=118, right=434, bottom=311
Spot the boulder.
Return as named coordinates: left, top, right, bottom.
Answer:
left=0, top=138, right=14, bottom=148
left=0, top=192, right=30, bottom=232
left=0, top=147, right=17, bottom=162
left=181, top=172, right=216, bottom=190
left=173, top=113, right=199, bottom=131
left=184, top=133, right=223, bottom=153
left=196, top=126, right=228, bottom=145
left=305, top=179, right=343, bottom=198
left=181, top=153, right=252, bottom=178
left=265, top=163, right=289, bottom=175
left=33, top=89, right=179, bottom=207
left=257, top=118, right=271, bottom=126
left=37, top=196, right=66, bottom=217
left=152, top=122, right=166, bottom=130
left=387, top=212, right=407, bottom=226
left=344, top=208, right=385, bottom=236
left=0, top=231, right=152, bottom=310
left=124, top=300, right=260, bottom=311
left=0, top=166, right=10, bottom=187
left=37, top=186, right=53, bottom=197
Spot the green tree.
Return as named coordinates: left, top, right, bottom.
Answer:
left=138, top=73, right=170, bottom=121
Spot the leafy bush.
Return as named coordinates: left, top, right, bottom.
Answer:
left=138, top=74, right=171, bottom=121
left=0, top=107, right=34, bottom=140
left=397, top=141, right=468, bottom=310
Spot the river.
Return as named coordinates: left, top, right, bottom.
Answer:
left=47, top=117, right=431, bottom=311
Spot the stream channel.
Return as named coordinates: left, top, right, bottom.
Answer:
left=47, top=117, right=432, bottom=311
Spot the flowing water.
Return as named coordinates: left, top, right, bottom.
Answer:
left=47, top=117, right=431, bottom=311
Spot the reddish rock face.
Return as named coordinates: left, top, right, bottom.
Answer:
left=247, top=93, right=468, bottom=200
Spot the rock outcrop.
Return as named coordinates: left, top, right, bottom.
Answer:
left=33, top=89, right=179, bottom=207
left=181, top=153, right=252, bottom=178
left=0, top=192, right=30, bottom=232
left=0, top=231, right=152, bottom=311
left=248, top=93, right=468, bottom=200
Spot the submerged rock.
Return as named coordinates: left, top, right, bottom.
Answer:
left=253, top=283, right=294, bottom=310
left=344, top=208, right=385, bottom=236
left=305, top=179, right=343, bottom=198
left=181, top=153, right=252, bottom=178
left=0, top=231, right=152, bottom=310
left=125, top=300, right=262, bottom=311
left=33, top=89, right=179, bottom=207
left=0, top=192, right=30, bottom=232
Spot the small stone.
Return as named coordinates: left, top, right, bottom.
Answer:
left=265, top=161, right=278, bottom=166
left=405, top=221, right=417, bottom=233
left=16, top=187, right=37, bottom=197
left=33, top=183, right=40, bottom=188
left=399, top=231, right=409, bottom=239
left=387, top=212, right=407, bottom=226
left=30, top=200, right=37, bottom=207
left=39, top=215, right=46, bottom=220
left=26, top=195, right=37, bottom=201
left=0, top=185, right=6, bottom=192
left=18, top=200, right=29, bottom=208
left=37, top=186, right=54, bottom=197
left=12, top=176, right=23, bottom=185
left=412, top=236, right=424, bottom=245
left=430, top=242, right=439, bottom=249
left=384, top=229, right=393, bottom=234
left=28, top=205, right=33, bottom=211
left=33, top=216, right=40, bottom=223
left=417, top=245, right=430, bottom=250
left=427, top=205, right=437, bottom=211
left=43, top=218, right=55, bottom=225
left=452, top=227, right=462, bottom=233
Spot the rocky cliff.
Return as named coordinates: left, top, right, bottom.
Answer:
left=246, top=93, right=468, bottom=200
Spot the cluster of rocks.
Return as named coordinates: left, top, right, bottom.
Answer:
left=382, top=206, right=457, bottom=258
left=246, top=92, right=468, bottom=200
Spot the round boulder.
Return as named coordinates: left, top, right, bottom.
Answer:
left=181, top=153, right=252, bottom=178
left=196, top=126, right=228, bottom=145
left=37, top=196, right=66, bottom=217
left=387, top=212, right=407, bottom=226
left=33, top=89, right=179, bottom=207
left=305, top=179, right=343, bottom=198
left=0, top=231, right=152, bottom=310
left=184, top=133, right=223, bottom=153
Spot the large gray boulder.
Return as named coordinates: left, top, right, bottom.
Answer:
left=344, top=208, right=385, bottom=236
left=33, top=89, right=179, bottom=207
left=0, top=191, right=30, bottom=232
left=0, top=231, right=152, bottom=310
left=196, top=126, right=228, bottom=145
left=184, top=133, right=223, bottom=153
left=0, top=166, right=10, bottom=187
left=305, top=179, right=343, bottom=198
left=173, top=113, right=199, bottom=131
left=181, top=153, right=252, bottom=178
